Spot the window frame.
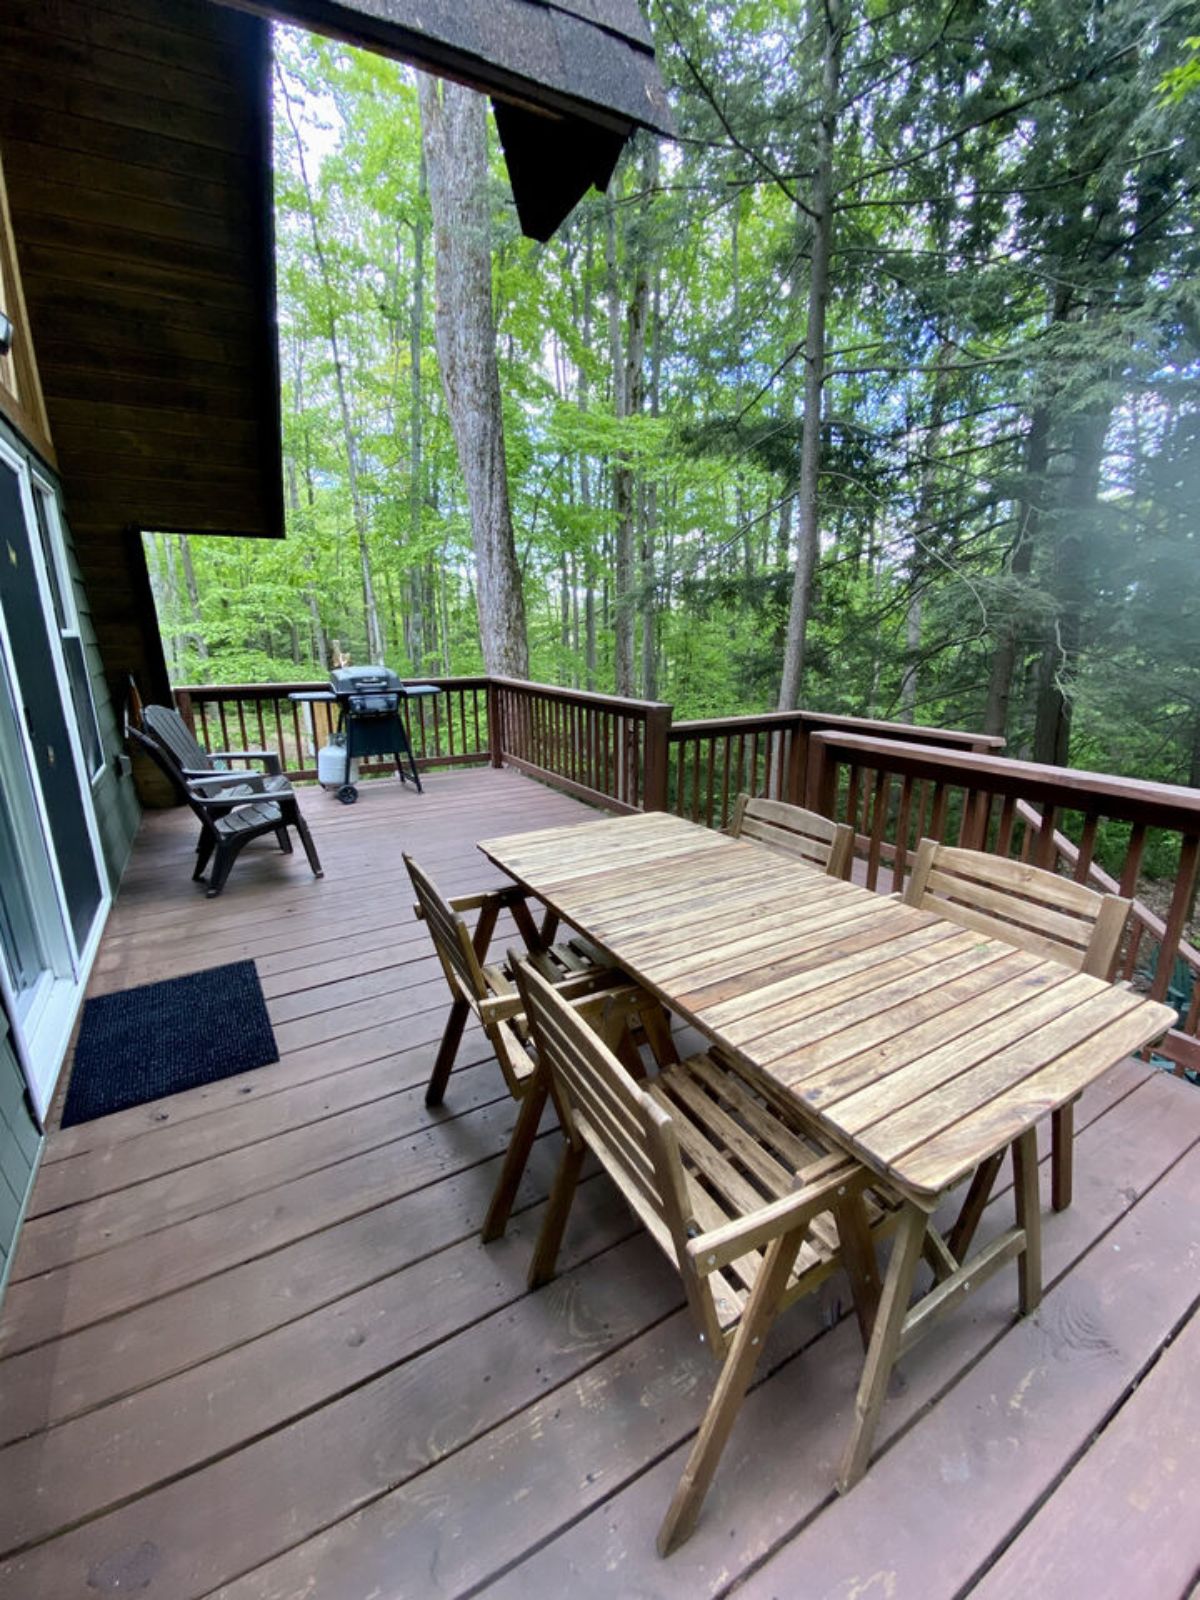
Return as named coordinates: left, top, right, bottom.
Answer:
left=28, top=475, right=106, bottom=786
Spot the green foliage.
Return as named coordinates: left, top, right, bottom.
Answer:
left=147, top=6, right=1200, bottom=829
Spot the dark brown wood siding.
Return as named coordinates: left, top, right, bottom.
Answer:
left=0, top=0, right=283, bottom=705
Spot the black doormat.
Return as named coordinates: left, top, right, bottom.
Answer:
left=61, top=960, right=279, bottom=1127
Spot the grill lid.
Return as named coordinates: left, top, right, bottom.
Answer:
left=329, top=665, right=403, bottom=696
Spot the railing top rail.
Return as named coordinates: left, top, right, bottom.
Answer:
left=812, top=732, right=1200, bottom=832
left=669, top=710, right=1004, bottom=749
left=488, top=676, right=672, bottom=716
left=175, top=676, right=492, bottom=695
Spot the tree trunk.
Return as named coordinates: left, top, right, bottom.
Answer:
left=407, top=150, right=428, bottom=670
left=277, top=64, right=385, bottom=666
left=984, top=405, right=1051, bottom=737
left=899, top=343, right=953, bottom=721
left=607, top=193, right=636, bottom=697
left=1032, top=401, right=1112, bottom=764
left=642, top=222, right=662, bottom=701
left=777, top=0, right=843, bottom=709
left=578, top=218, right=597, bottom=692
left=177, top=534, right=208, bottom=660
left=418, top=75, right=528, bottom=677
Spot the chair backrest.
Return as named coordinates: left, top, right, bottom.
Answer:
left=904, top=838, right=1131, bottom=978
left=729, top=794, right=854, bottom=879
left=514, top=958, right=693, bottom=1269
left=404, top=853, right=490, bottom=1009
left=143, top=704, right=212, bottom=774
left=128, top=727, right=214, bottom=826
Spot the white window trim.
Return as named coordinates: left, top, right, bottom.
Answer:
left=29, top=469, right=106, bottom=787
left=0, top=434, right=111, bottom=1120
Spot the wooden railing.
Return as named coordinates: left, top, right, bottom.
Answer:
left=667, top=711, right=1003, bottom=832
left=806, top=731, right=1200, bottom=1028
left=171, top=675, right=1199, bottom=1040
left=1012, top=798, right=1200, bottom=1035
left=174, top=678, right=490, bottom=781
left=487, top=677, right=671, bottom=813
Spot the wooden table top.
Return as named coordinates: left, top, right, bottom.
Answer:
left=479, top=812, right=1177, bottom=1203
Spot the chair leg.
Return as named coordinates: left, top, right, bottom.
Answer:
left=193, top=830, right=216, bottom=881
left=425, top=997, right=470, bottom=1106
left=291, top=811, right=324, bottom=879
left=1012, top=1128, right=1043, bottom=1315
left=836, top=1201, right=928, bottom=1494
left=1051, top=1099, right=1075, bottom=1211
left=481, top=1077, right=549, bottom=1243
left=527, top=1140, right=585, bottom=1289
left=206, top=840, right=241, bottom=898
left=657, top=1225, right=807, bottom=1556
left=275, top=825, right=293, bottom=854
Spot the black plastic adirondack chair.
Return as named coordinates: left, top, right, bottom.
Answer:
left=143, top=704, right=288, bottom=792
left=130, top=727, right=323, bottom=897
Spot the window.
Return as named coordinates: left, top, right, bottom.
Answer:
left=30, top=485, right=105, bottom=782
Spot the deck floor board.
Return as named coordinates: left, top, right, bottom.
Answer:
left=0, top=766, right=1194, bottom=1599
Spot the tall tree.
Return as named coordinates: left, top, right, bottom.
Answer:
left=417, top=74, right=528, bottom=676
left=777, top=0, right=844, bottom=709
left=277, top=59, right=386, bottom=665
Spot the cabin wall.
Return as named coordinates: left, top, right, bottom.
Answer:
left=0, top=415, right=139, bottom=889
left=0, top=1010, right=39, bottom=1299
left=0, top=0, right=284, bottom=711
left=0, top=413, right=140, bottom=1288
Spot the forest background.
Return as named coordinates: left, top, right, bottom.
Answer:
left=145, top=1, right=1200, bottom=790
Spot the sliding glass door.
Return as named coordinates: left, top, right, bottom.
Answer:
left=0, top=441, right=108, bottom=1120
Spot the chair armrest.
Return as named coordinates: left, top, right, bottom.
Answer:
left=413, top=884, right=528, bottom=921
left=186, top=771, right=272, bottom=795
left=447, top=884, right=528, bottom=914
left=687, top=1161, right=869, bottom=1276
left=210, top=749, right=284, bottom=776
left=477, top=970, right=633, bottom=1030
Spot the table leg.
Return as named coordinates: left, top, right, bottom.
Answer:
left=836, top=1200, right=927, bottom=1494
left=1051, top=1100, right=1075, bottom=1212
left=947, top=1149, right=1005, bottom=1262
left=1012, top=1127, right=1043, bottom=1314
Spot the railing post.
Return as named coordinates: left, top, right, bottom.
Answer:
left=806, top=732, right=837, bottom=818
left=642, top=703, right=672, bottom=812
left=175, top=688, right=195, bottom=734
left=785, top=717, right=808, bottom=804
left=486, top=678, right=504, bottom=769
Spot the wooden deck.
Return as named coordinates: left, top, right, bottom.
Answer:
left=1, top=765, right=1198, bottom=1599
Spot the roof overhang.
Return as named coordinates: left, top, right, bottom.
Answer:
left=218, top=0, right=674, bottom=239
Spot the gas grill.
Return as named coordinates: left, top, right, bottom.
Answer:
left=290, top=669, right=439, bottom=805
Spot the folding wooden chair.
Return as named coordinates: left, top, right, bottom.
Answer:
left=405, top=854, right=624, bottom=1104
left=729, top=793, right=854, bottom=878
left=904, top=838, right=1132, bottom=1210
left=511, top=957, right=896, bottom=1556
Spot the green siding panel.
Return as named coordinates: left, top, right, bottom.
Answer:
left=0, top=1020, right=41, bottom=1292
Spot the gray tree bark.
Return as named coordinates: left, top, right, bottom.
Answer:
left=418, top=75, right=528, bottom=677
left=407, top=151, right=428, bottom=670
left=277, top=64, right=385, bottom=665
left=777, top=0, right=843, bottom=710
left=177, top=535, right=208, bottom=661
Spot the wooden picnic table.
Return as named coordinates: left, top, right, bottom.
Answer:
left=479, top=810, right=1176, bottom=1488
